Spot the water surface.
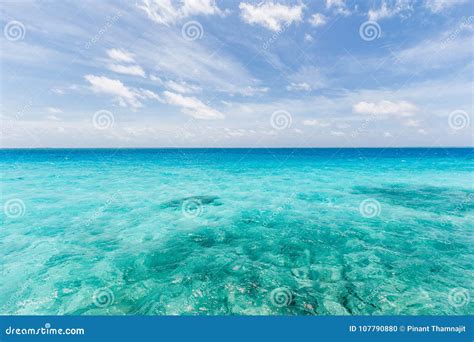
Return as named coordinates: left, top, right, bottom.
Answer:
left=1, top=148, right=473, bottom=315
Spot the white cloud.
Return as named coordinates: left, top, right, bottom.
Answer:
left=331, top=130, right=345, bottom=136
left=287, top=82, right=312, bottom=92
left=309, top=13, right=327, bottom=27
left=239, top=2, right=304, bottom=31
left=288, top=66, right=326, bottom=90
left=104, top=49, right=146, bottom=77
left=404, top=119, right=420, bottom=127
left=162, top=91, right=224, bottom=119
left=395, top=32, right=473, bottom=70
left=326, top=0, right=351, bottom=16
left=165, top=80, right=201, bottom=93
left=47, top=115, right=61, bottom=121
left=353, top=100, right=418, bottom=117
left=84, top=75, right=159, bottom=109
left=137, top=0, right=223, bottom=26
left=136, top=30, right=258, bottom=95
left=51, top=88, right=65, bottom=95
left=368, top=0, right=413, bottom=21
left=46, top=107, right=63, bottom=114
left=150, top=74, right=163, bottom=83
left=304, top=33, right=314, bottom=42
left=303, top=119, right=330, bottom=127
left=424, top=0, right=468, bottom=13
left=106, top=48, right=135, bottom=63
left=140, top=89, right=162, bottom=101
left=181, top=0, right=224, bottom=16
left=236, top=86, right=269, bottom=96
left=417, top=128, right=427, bottom=135
left=107, top=64, right=146, bottom=77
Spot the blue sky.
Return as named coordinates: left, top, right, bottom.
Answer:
left=1, top=0, right=473, bottom=147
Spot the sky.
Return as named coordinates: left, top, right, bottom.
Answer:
left=0, top=0, right=473, bottom=148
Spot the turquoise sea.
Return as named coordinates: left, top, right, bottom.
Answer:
left=1, top=148, right=473, bottom=315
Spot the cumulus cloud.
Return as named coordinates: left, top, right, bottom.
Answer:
left=84, top=75, right=160, bottom=109
left=353, top=100, right=418, bottom=117
left=162, top=91, right=224, bottom=119
left=106, top=48, right=135, bottom=63
left=107, top=64, right=146, bottom=77
left=239, top=2, right=304, bottom=31
left=137, top=0, right=223, bottom=26
left=309, top=13, right=327, bottom=27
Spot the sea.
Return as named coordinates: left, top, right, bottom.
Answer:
left=1, top=148, right=473, bottom=315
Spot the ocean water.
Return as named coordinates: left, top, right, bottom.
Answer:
left=1, top=148, right=473, bottom=315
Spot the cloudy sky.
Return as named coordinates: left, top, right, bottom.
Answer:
left=1, top=0, right=473, bottom=147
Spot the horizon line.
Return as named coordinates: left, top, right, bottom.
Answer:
left=1, top=146, right=473, bottom=150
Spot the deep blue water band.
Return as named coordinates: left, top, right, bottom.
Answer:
left=0, top=316, right=472, bottom=342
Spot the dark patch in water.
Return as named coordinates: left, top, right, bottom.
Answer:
left=352, top=184, right=474, bottom=214
left=160, top=195, right=221, bottom=209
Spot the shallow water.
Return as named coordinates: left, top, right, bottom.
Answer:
left=1, top=148, right=473, bottom=315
